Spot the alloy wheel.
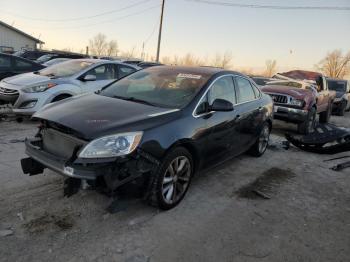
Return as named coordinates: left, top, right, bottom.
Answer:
left=161, top=156, right=191, bottom=204
left=258, top=125, right=270, bottom=153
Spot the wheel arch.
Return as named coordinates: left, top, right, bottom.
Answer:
left=164, top=139, right=201, bottom=174
left=51, top=93, right=73, bottom=103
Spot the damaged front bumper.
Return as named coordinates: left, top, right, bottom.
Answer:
left=273, top=105, right=308, bottom=123
left=21, top=138, right=159, bottom=189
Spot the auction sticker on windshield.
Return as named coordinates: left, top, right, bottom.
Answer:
left=177, top=73, right=202, bottom=79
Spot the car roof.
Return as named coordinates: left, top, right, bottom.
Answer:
left=144, top=65, right=246, bottom=77
left=0, top=52, right=40, bottom=63
left=65, top=58, right=141, bottom=68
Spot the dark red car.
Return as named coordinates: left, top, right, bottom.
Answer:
left=261, top=70, right=335, bottom=134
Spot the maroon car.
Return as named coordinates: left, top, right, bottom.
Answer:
left=261, top=70, right=335, bottom=134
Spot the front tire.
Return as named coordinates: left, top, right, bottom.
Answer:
left=319, top=102, right=332, bottom=123
left=297, top=107, right=316, bottom=134
left=249, top=123, right=270, bottom=157
left=147, top=147, right=193, bottom=210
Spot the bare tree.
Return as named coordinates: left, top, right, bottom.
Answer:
left=264, top=60, right=277, bottom=77
left=106, top=40, right=119, bottom=57
left=210, top=51, right=233, bottom=69
left=88, top=33, right=108, bottom=56
left=316, top=49, right=350, bottom=78
left=121, top=46, right=137, bottom=59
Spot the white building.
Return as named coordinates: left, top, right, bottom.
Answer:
left=0, top=20, right=44, bottom=53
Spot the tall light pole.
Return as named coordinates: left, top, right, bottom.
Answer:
left=156, top=0, right=165, bottom=62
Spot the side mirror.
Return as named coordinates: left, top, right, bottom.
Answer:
left=210, top=99, right=233, bottom=112
left=83, top=74, right=96, bottom=81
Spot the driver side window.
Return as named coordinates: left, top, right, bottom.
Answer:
left=208, top=76, right=236, bottom=105
left=85, top=64, right=117, bottom=80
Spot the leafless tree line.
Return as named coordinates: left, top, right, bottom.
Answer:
left=85, top=33, right=350, bottom=79
left=88, top=33, right=119, bottom=57
left=161, top=51, right=233, bottom=69
left=316, top=49, right=350, bottom=79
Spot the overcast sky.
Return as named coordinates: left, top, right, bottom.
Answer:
left=1, top=0, right=349, bottom=71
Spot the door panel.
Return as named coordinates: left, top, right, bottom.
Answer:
left=198, top=75, right=242, bottom=164
left=234, top=76, right=265, bottom=150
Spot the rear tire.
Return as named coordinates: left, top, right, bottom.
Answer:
left=297, top=107, right=316, bottom=134
left=248, top=123, right=270, bottom=157
left=146, top=147, right=193, bottom=210
left=319, top=102, right=332, bottom=123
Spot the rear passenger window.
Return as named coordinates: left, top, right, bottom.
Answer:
left=15, top=59, right=33, bottom=70
left=118, top=66, right=136, bottom=78
left=208, top=76, right=236, bottom=105
left=235, top=77, right=256, bottom=103
left=0, top=56, right=11, bottom=68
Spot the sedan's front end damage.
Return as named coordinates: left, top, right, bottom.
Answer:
left=21, top=126, right=159, bottom=195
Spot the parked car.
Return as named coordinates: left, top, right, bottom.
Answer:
left=35, top=52, right=87, bottom=64
left=251, top=76, right=275, bottom=86
left=261, top=70, right=336, bottom=134
left=43, top=58, right=72, bottom=67
left=0, top=59, right=140, bottom=115
left=21, top=66, right=273, bottom=210
left=13, top=49, right=52, bottom=61
left=138, top=62, right=164, bottom=69
left=0, top=53, right=44, bottom=81
left=327, top=78, right=350, bottom=116
left=122, top=59, right=143, bottom=65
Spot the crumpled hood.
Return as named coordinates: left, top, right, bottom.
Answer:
left=261, top=85, right=313, bottom=99
left=2, top=72, right=51, bottom=88
left=33, top=93, right=180, bottom=140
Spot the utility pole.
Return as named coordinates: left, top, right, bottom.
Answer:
left=156, top=0, right=165, bottom=62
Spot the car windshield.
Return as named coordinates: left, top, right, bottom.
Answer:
left=13, top=50, right=25, bottom=57
left=38, top=60, right=94, bottom=78
left=328, top=80, right=346, bottom=92
left=43, top=58, right=71, bottom=67
left=100, top=67, right=211, bottom=108
left=36, top=54, right=55, bottom=63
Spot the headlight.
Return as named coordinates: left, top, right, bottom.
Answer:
left=23, top=83, right=57, bottom=93
left=78, top=132, right=143, bottom=158
left=290, top=99, right=304, bottom=107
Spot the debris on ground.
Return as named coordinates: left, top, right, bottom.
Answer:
left=236, top=167, right=295, bottom=199
left=268, top=140, right=290, bottom=151
left=330, top=161, right=350, bottom=171
left=0, top=229, right=14, bottom=237
left=324, top=155, right=350, bottom=162
left=286, top=124, right=350, bottom=154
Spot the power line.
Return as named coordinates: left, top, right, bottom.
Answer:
left=0, top=0, right=152, bottom=22
left=26, top=5, right=161, bottom=30
left=186, top=0, right=350, bottom=11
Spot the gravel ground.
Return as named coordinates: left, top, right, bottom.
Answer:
left=0, top=112, right=349, bottom=262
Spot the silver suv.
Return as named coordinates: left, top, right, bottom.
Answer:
left=0, top=59, right=140, bottom=115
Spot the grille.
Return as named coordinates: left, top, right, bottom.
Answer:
left=268, top=93, right=288, bottom=104
left=0, top=86, right=19, bottom=96
left=42, top=128, right=85, bottom=159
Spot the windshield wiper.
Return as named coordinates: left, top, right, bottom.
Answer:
left=113, top=95, right=158, bottom=107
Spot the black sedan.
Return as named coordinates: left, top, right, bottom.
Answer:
left=21, top=66, right=273, bottom=210
left=0, top=53, right=44, bottom=81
